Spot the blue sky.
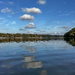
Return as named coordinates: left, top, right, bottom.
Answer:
left=0, top=0, right=75, bottom=35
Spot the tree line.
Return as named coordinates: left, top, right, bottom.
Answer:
left=64, top=28, right=75, bottom=37
left=0, top=33, right=63, bottom=38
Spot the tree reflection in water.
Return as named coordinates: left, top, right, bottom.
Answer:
left=1, top=38, right=75, bottom=75
left=64, top=38, right=75, bottom=46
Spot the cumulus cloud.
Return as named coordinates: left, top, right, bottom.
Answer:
left=38, top=0, right=46, bottom=4
left=0, top=18, right=3, bottom=20
left=20, top=23, right=36, bottom=31
left=22, top=7, right=42, bottom=14
left=1, top=8, right=14, bottom=14
left=1, top=8, right=12, bottom=13
left=25, top=23, right=36, bottom=29
left=20, top=14, right=34, bottom=21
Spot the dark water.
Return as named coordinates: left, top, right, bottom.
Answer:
left=0, top=38, right=75, bottom=75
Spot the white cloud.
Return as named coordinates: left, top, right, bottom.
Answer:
left=1, top=8, right=14, bottom=14
left=20, top=23, right=36, bottom=31
left=6, top=24, right=9, bottom=26
left=38, top=0, right=46, bottom=4
left=20, top=14, right=34, bottom=21
left=0, top=18, right=3, bottom=20
left=22, top=7, right=42, bottom=14
left=19, top=28, right=25, bottom=31
left=0, top=1, right=4, bottom=4
left=25, top=23, right=36, bottom=29
left=27, top=30, right=34, bottom=34
left=51, top=32, right=63, bottom=35
left=61, top=26, right=71, bottom=30
left=1, top=8, right=12, bottom=13
left=59, top=11, right=75, bottom=17
left=11, top=12, right=15, bottom=15
left=8, top=1, right=14, bottom=5
left=11, top=21, right=16, bottom=24
left=0, top=1, right=14, bottom=5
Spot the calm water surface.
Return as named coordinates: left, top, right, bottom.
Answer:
left=0, top=39, right=75, bottom=75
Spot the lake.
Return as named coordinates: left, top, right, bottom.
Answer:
left=0, top=38, right=75, bottom=75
